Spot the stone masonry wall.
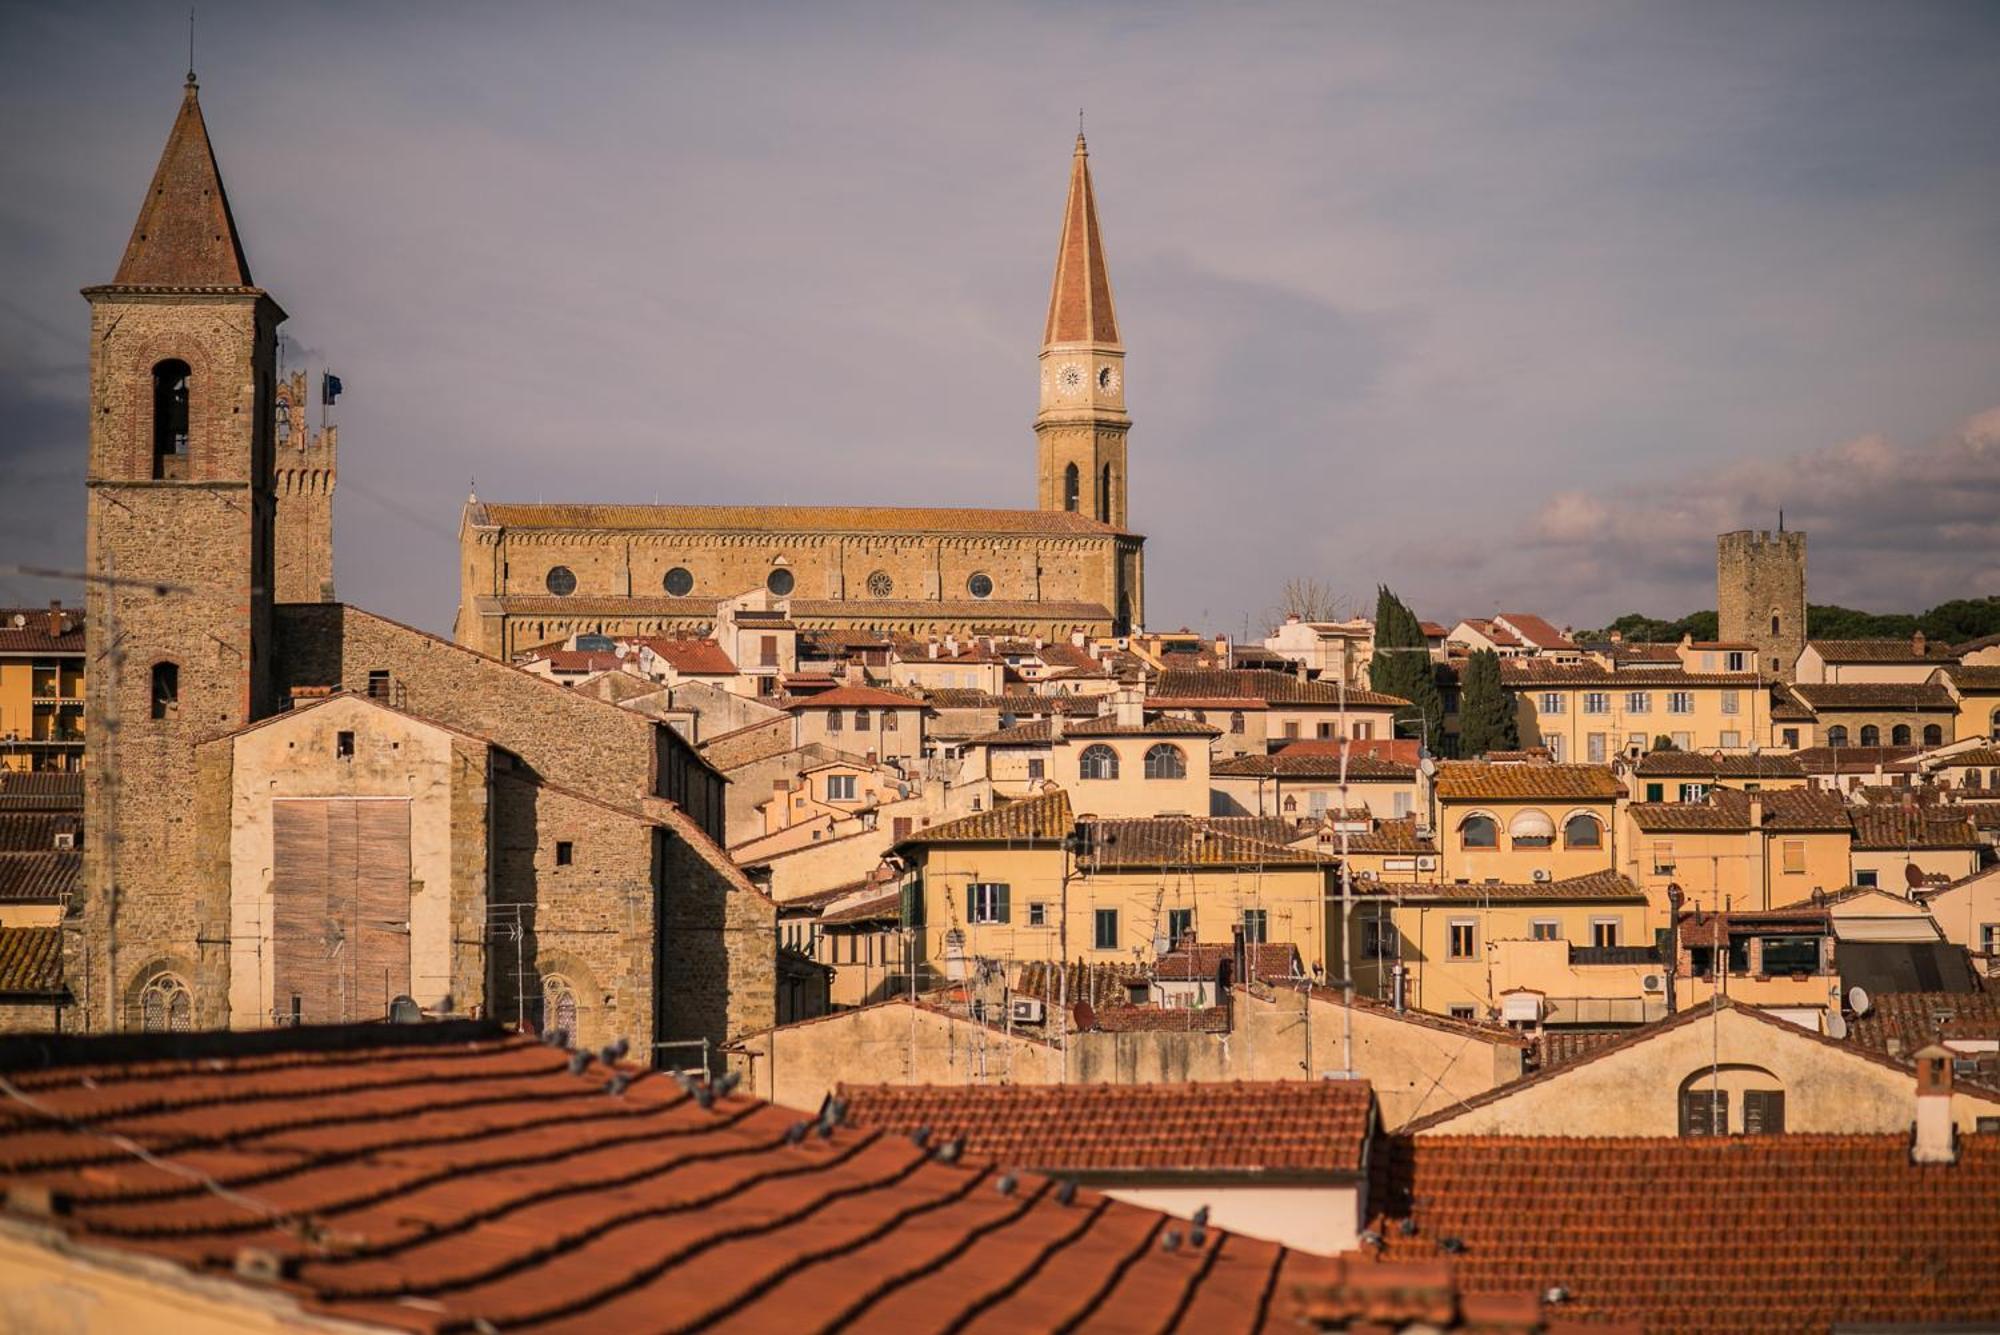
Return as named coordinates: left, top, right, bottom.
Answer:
left=1717, top=530, right=1806, bottom=682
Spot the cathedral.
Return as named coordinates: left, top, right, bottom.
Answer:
left=453, top=133, right=1146, bottom=661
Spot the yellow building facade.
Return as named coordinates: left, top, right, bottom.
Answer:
left=0, top=607, right=85, bottom=773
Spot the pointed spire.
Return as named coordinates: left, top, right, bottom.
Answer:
left=1043, top=130, right=1119, bottom=348
left=112, top=78, right=253, bottom=287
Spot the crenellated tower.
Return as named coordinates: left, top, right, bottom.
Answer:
left=272, top=369, right=337, bottom=602
left=1035, top=133, right=1130, bottom=530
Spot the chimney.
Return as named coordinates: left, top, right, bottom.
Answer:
left=1912, top=630, right=1927, bottom=657
left=1049, top=710, right=1065, bottom=743
left=46, top=601, right=62, bottom=638
left=1112, top=684, right=1144, bottom=729
left=1912, top=1043, right=1957, bottom=1164
left=1748, top=797, right=1763, bottom=828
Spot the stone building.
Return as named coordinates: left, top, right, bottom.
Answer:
left=1717, top=527, right=1807, bottom=680
left=454, top=133, right=1145, bottom=658
left=66, top=77, right=774, bottom=1063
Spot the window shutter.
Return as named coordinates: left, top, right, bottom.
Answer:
left=967, top=885, right=978, bottom=920
left=1682, top=1088, right=1727, bottom=1136
left=901, top=878, right=925, bottom=928
left=1744, top=1089, right=1785, bottom=1135
left=995, top=883, right=1010, bottom=924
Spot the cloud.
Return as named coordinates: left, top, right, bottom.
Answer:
left=1494, top=409, right=2000, bottom=622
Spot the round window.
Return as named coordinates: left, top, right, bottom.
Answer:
left=663, top=566, right=694, bottom=597
left=766, top=567, right=795, bottom=596
left=545, top=566, right=577, bottom=597
left=866, top=570, right=894, bottom=598
left=967, top=572, right=994, bottom=599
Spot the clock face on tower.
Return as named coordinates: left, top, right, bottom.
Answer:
left=1097, top=365, right=1120, bottom=394
left=1057, top=363, right=1086, bottom=396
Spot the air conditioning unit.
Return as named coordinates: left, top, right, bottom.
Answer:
left=1009, top=997, right=1046, bottom=1024
left=53, top=832, right=75, bottom=851
left=1642, top=974, right=1663, bottom=993
left=1531, top=869, right=1552, bottom=883
left=1416, top=855, right=1439, bottom=872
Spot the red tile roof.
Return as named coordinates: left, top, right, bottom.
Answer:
left=1627, top=787, right=1853, bottom=834
left=1284, top=737, right=1425, bottom=765
left=0, top=607, right=84, bottom=654
left=1397, top=871, right=1646, bottom=904
left=1494, top=613, right=1575, bottom=651
left=1366, top=1132, right=2000, bottom=1332
left=635, top=636, right=737, bottom=675
left=0, top=772, right=83, bottom=811
left=1155, top=668, right=1408, bottom=709
left=897, top=788, right=1074, bottom=846
left=1630, top=750, right=1808, bottom=779
left=1808, top=637, right=1957, bottom=663
left=1433, top=762, right=1622, bottom=802
left=837, top=1081, right=1374, bottom=1177
left=1154, top=940, right=1304, bottom=983
left=1212, top=752, right=1418, bottom=780
left=783, top=684, right=929, bottom=711
left=0, top=1023, right=1369, bottom=1332
left=1850, top=806, right=1982, bottom=850
left=0, top=926, right=63, bottom=995
left=109, top=81, right=254, bottom=288
left=1045, top=132, right=1119, bottom=345
left=1790, top=682, right=1958, bottom=712
left=0, top=850, right=80, bottom=903
left=1791, top=745, right=1923, bottom=774
left=478, top=502, right=1123, bottom=536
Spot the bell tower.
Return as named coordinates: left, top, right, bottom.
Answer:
left=1035, top=132, right=1129, bottom=530
left=75, top=74, right=282, bottom=1030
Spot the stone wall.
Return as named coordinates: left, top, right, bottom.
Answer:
left=271, top=370, right=335, bottom=603
left=1717, top=530, right=1806, bottom=681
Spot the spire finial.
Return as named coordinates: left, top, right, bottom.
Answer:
left=1077, top=107, right=1086, bottom=150
left=186, top=6, right=197, bottom=88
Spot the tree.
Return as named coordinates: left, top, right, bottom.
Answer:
left=1456, top=649, right=1517, bottom=757
left=1274, top=577, right=1342, bottom=623
left=1368, top=586, right=1445, bottom=753
left=1652, top=734, right=1678, bottom=752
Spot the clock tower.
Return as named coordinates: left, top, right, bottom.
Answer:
left=1035, top=132, right=1129, bottom=530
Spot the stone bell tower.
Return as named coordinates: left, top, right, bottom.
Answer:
left=1035, top=132, right=1130, bottom=530
left=74, top=73, right=282, bottom=1030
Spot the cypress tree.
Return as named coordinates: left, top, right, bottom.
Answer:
left=1457, top=649, right=1517, bottom=757
left=1368, top=586, right=1445, bottom=753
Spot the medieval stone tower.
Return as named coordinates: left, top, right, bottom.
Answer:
left=1035, top=132, right=1129, bottom=530
left=75, top=75, right=281, bottom=1030
left=272, top=370, right=337, bottom=602
left=1717, top=528, right=1807, bottom=681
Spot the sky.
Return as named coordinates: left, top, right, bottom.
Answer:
left=3, top=1, right=1997, bottom=638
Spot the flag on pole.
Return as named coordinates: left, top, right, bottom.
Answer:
left=321, top=372, right=343, bottom=405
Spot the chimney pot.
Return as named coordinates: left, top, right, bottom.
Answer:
left=47, top=600, right=62, bottom=638
left=1912, top=630, right=1927, bottom=655
left=1912, top=1042, right=1957, bottom=1164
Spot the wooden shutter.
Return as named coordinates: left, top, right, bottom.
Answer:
left=1681, top=1088, right=1727, bottom=1136
left=1744, top=1089, right=1785, bottom=1135
left=273, top=799, right=410, bottom=1025
left=994, top=883, right=1010, bottom=924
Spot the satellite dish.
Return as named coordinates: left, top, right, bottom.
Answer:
left=1826, top=1012, right=1849, bottom=1040
left=1904, top=862, right=1925, bottom=891
left=1849, top=986, right=1872, bottom=1017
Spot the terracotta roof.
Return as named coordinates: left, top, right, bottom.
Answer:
left=695, top=717, right=795, bottom=770
left=1212, top=752, right=1418, bottom=780
left=479, top=502, right=1123, bottom=536
left=1847, top=988, right=2000, bottom=1053
left=0, top=1022, right=1376, bottom=1333
left=838, top=1081, right=1372, bottom=1177
left=1154, top=668, right=1407, bottom=709
left=818, top=887, right=903, bottom=925
left=898, top=788, right=1073, bottom=846
left=1433, top=762, right=1621, bottom=802
left=1630, top=750, right=1807, bottom=779
left=1328, top=817, right=1437, bottom=855
left=1366, top=1131, right=2000, bottom=1332
left=1399, top=871, right=1646, bottom=904
left=1946, top=665, right=2000, bottom=690
left=0, top=609, right=84, bottom=654
left=1083, top=818, right=1330, bottom=868
left=1933, top=746, right=2000, bottom=767
left=1627, top=787, right=1852, bottom=834
left=783, top=684, right=928, bottom=711
left=1493, top=613, right=1575, bottom=650
left=0, top=812, right=81, bottom=854
left=1154, top=941, right=1304, bottom=982
left=0, top=926, right=63, bottom=995
left=1808, top=637, right=1956, bottom=663
left=1455, top=618, right=1523, bottom=648
left=0, top=772, right=83, bottom=811
left=1850, top=806, right=1981, bottom=850
left=1790, top=682, right=1958, bottom=711
left=1499, top=659, right=1756, bottom=687
left=1533, top=1028, right=1628, bottom=1071
left=1790, top=745, right=1923, bottom=774
left=636, top=636, right=737, bottom=675
left=1012, top=959, right=1152, bottom=1010
left=964, top=714, right=1219, bottom=746
left=1083, top=1003, right=1235, bottom=1034
left=109, top=81, right=253, bottom=288
left=527, top=648, right=624, bottom=674
left=1044, top=132, right=1119, bottom=346
left=0, top=850, right=80, bottom=903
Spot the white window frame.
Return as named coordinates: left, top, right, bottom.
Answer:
left=968, top=882, right=1008, bottom=925
left=1530, top=919, right=1560, bottom=941
left=824, top=774, right=857, bottom=801
left=1583, top=692, right=1610, bottom=715
left=1627, top=692, right=1651, bottom=714
left=1721, top=690, right=1740, bottom=716
left=1590, top=917, right=1620, bottom=949
left=1540, top=692, right=1565, bottom=715
left=1447, top=918, right=1478, bottom=961
left=1667, top=692, right=1695, bottom=715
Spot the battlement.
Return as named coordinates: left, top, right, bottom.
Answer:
left=1718, top=528, right=1806, bottom=556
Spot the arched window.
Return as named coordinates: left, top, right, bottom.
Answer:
left=139, top=973, right=192, bottom=1033
left=150, top=661, right=179, bottom=720
left=1078, top=744, right=1119, bottom=780
left=1564, top=813, right=1603, bottom=849
left=853, top=708, right=871, bottom=730
left=542, top=974, right=578, bottom=1042
left=1099, top=464, right=1114, bottom=521
left=1509, top=809, right=1556, bottom=848
left=1826, top=725, right=1849, bottom=747
left=1063, top=463, right=1080, bottom=512
left=1283, top=794, right=1298, bottom=814
left=1923, top=724, right=1943, bottom=747
left=1143, top=744, right=1186, bottom=780
left=1460, top=814, right=1498, bottom=848
left=1859, top=725, right=1880, bottom=747
left=1891, top=724, right=1911, bottom=746
left=152, top=359, right=191, bottom=479
left=1770, top=614, right=1780, bottom=636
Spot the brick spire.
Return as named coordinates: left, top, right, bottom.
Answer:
left=112, top=77, right=253, bottom=287
left=1042, top=132, right=1119, bottom=348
